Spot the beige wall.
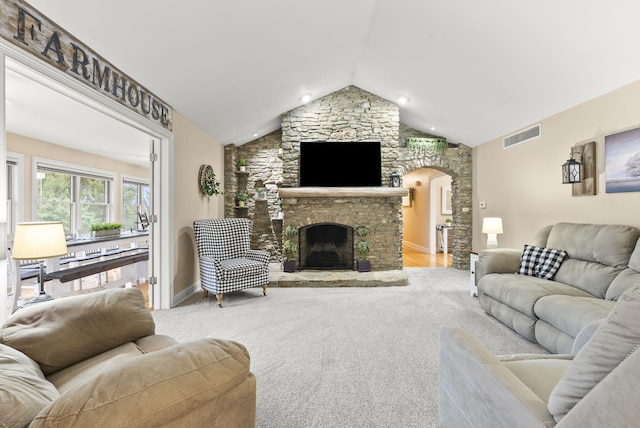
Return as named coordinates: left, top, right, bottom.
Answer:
left=473, top=79, right=640, bottom=251
left=172, top=112, right=224, bottom=297
left=7, top=132, right=148, bottom=223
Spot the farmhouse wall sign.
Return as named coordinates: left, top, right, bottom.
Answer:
left=0, top=0, right=173, bottom=131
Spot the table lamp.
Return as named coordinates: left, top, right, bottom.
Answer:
left=12, top=221, right=68, bottom=304
left=482, top=217, right=503, bottom=247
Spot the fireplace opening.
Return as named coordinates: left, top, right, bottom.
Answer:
left=300, top=223, right=353, bottom=270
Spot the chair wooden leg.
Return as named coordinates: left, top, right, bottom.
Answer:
left=202, top=290, right=208, bottom=298
left=216, top=293, right=223, bottom=308
left=262, top=284, right=267, bottom=296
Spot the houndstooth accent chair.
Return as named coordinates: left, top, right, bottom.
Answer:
left=193, top=218, right=269, bottom=307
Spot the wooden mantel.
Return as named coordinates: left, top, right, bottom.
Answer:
left=278, top=187, right=408, bottom=198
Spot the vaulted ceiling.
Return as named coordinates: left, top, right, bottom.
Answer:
left=16, top=1, right=640, bottom=149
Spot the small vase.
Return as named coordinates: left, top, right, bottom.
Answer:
left=239, top=166, right=246, bottom=172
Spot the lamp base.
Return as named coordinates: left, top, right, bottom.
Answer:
left=486, top=234, right=498, bottom=247
left=21, top=292, right=55, bottom=308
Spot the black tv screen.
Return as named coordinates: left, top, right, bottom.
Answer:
left=299, top=141, right=382, bottom=187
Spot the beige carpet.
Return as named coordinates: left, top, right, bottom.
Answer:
left=152, top=268, right=546, bottom=427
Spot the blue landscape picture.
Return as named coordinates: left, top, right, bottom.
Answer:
left=605, top=127, right=640, bottom=193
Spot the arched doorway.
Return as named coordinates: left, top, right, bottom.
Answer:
left=396, top=145, right=473, bottom=270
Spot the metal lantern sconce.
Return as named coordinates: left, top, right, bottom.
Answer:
left=562, top=149, right=582, bottom=184
left=390, top=172, right=401, bottom=187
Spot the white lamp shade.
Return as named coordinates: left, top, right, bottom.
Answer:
left=482, top=217, right=503, bottom=234
left=12, top=222, right=68, bottom=260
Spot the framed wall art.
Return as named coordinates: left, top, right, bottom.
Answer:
left=605, top=127, right=640, bottom=193
left=441, top=185, right=452, bottom=214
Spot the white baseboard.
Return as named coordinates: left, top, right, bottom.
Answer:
left=172, top=282, right=200, bottom=307
left=403, top=241, right=431, bottom=254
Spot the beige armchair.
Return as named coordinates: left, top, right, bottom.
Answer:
left=0, top=288, right=256, bottom=427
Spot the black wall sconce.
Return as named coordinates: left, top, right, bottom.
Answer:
left=390, top=172, right=401, bottom=187
left=562, top=149, right=582, bottom=184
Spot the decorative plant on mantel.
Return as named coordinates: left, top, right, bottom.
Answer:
left=282, top=225, right=299, bottom=273
left=198, top=164, right=224, bottom=200
left=406, top=137, right=448, bottom=156
left=355, top=225, right=371, bottom=272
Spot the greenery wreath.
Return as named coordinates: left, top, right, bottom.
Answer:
left=198, top=164, right=223, bottom=200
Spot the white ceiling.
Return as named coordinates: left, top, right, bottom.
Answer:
left=12, top=1, right=640, bottom=153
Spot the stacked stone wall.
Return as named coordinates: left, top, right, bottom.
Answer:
left=224, top=85, right=473, bottom=269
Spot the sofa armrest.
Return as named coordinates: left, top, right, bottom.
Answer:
left=439, top=327, right=555, bottom=428
left=476, top=248, right=522, bottom=283
left=31, top=338, right=256, bottom=428
left=246, top=249, right=270, bottom=265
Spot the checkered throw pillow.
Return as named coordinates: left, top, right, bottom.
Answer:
left=517, top=244, right=568, bottom=280
left=517, top=244, right=546, bottom=276
left=535, top=248, right=568, bottom=279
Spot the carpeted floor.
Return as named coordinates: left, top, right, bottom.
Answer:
left=152, top=268, right=546, bottom=428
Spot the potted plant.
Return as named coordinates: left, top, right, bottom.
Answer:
left=354, top=226, right=371, bottom=272
left=282, top=225, right=299, bottom=272
left=238, top=158, right=247, bottom=172
left=445, top=218, right=452, bottom=226
left=236, top=192, right=248, bottom=207
left=90, top=222, right=123, bottom=238
left=277, top=143, right=283, bottom=155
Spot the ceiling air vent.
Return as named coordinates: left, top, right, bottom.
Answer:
left=503, top=124, right=541, bottom=148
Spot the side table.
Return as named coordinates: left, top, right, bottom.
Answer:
left=470, top=251, right=479, bottom=297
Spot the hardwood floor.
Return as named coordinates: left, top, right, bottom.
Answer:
left=403, top=246, right=452, bottom=268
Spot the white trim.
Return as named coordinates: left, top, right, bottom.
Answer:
left=403, top=240, right=431, bottom=254
left=173, top=281, right=200, bottom=307
left=1, top=40, right=174, bottom=311
left=6, top=151, right=25, bottom=228
left=33, top=156, right=117, bottom=180
left=122, top=174, right=150, bottom=185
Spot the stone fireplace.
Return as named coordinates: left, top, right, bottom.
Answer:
left=226, top=85, right=473, bottom=271
left=279, top=187, right=406, bottom=271
left=300, top=223, right=353, bottom=269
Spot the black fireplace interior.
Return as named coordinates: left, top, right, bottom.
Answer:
left=301, top=223, right=353, bottom=270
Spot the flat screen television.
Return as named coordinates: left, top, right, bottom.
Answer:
left=299, top=141, right=382, bottom=187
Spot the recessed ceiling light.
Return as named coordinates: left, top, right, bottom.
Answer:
left=252, top=132, right=259, bottom=137
left=397, top=95, right=409, bottom=105
left=300, top=93, right=312, bottom=103
left=431, top=126, right=436, bottom=131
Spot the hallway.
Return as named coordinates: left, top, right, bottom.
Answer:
left=403, top=246, right=452, bottom=268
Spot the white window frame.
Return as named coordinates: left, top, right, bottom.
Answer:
left=32, top=157, right=116, bottom=234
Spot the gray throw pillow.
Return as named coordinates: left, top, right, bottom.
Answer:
left=547, top=282, right=640, bottom=422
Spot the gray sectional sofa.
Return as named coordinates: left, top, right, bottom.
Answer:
left=475, top=222, right=640, bottom=353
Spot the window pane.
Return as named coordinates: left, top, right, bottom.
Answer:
left=37, top=170, right=71, bottom=202
left=36, top=202, right=72, bottom=232
left=80, top=177, right=106, bottom=203
left=142, top=184, right=150, bottom=213
left=80, top=204, right=109, bottom=231
left=36, top=170, right=72, bottom=232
